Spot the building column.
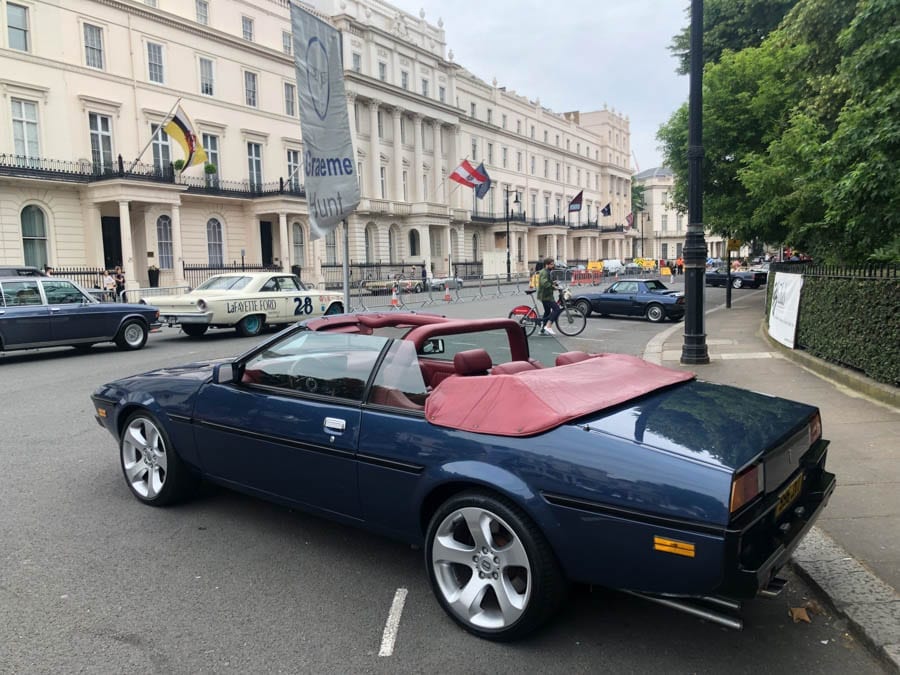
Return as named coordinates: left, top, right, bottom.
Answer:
left=346, top=92, right=358, bottom=185
left=420, top=226, right=432, bottom=272
left=117, top=200, right=136, bottom=290
left=432, top=121, right=443, bottom=204
left=278, top=212, right=289, bottom=272
left=448, top=124, right=459, bottom=209
left=170, top=203, right=185, bottom=284
left=392, top=108, right=404, bottom=202
left=368, top=100, right=381, bottom=199
left=412, top=114, right=423, bottom=202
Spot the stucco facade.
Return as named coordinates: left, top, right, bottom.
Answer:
left=1, top=0, right=637, bottom=290
left=633, top=167, right=726, bottom=264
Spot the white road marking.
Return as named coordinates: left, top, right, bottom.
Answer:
left=378, top=587, right=408, bottom=657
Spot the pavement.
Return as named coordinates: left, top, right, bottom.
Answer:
left=643, top=286, right=900, bottom=672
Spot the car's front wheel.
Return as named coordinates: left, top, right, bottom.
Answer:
left=236, top=314, right=264, bottom=337
left=181, top=324, right=208, bottom=338
left=645, top=303, right=665, bottom=323
left=426, top=491, right=565, bottom=641
left=120, top=411, right=197, bottom=506
left=574, top=299, right=592, bottom=317
left=115, top=319, right=148, bottom=350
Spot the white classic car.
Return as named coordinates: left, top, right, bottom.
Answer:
left=148, top=273, right=344, bottom=337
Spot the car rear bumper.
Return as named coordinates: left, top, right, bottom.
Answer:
left=160, top=312, right=213, bottom=326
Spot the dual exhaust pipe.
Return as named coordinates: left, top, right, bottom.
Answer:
left=622, top=577, right=788, bottom=630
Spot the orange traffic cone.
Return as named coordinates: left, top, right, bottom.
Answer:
left=443, top=284, right=452, bottom=302
left=390, top=285, right=400, bottom=308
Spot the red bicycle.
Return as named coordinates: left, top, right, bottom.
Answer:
left=508, top=287, right=586, bottom=336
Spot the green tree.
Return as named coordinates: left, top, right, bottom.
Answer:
left=669, top=0, right=798, bottom=75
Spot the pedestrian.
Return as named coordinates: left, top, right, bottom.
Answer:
left=676, top=257, right=684, bottom=275
left=536, top=257, right=560, bottom=335
left=44, top=265, right=54, bottom=276
left=421, top=265, right=427, bottom=285
left=114, top=265, right=125, bottom=296
left=103, top=270, right=116, bottom=294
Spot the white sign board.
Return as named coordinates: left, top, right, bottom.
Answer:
left=768, top=272, right=804, bottom=348
left=291, top=5, right=360, bottom=240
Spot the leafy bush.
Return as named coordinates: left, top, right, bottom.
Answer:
left=796, top=277, right=900, bottom=386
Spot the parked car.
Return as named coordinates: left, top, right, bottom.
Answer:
left=705, top=267, right=768, bottom=289
left=428, top=275, right=464, bottom=290
left=147, top=272, right=343, bottom=338
left=0, top=276, right=158, bottom=353
left=363, top=275, right=425, bottom=295
left=91, top=311, right=834, bottom=640
left=570, top=279, right=685, bottom=323
left=601, top=259, right=625, bottom=276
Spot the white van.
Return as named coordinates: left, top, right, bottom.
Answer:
left=602, top=259, right=625, bottom=275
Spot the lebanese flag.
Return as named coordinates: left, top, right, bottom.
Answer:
left=449, top=159, right=488, bottom=188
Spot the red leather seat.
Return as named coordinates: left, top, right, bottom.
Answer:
left=453, top=349, right=493, bottom=376
left=491, top=360, right=539, bottom=375
left=368, top=385, right=425, bottom=410
left=555, top=351, right=595, bottom=366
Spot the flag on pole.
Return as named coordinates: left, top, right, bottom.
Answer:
left=291, top=4, right=360, bottom=240
left=601, top=203, right=612, bottom=217
left=568, top=190, right=583, bottom=213
left=449, top=159, right=488, bottom=189
left=625, top=212, right=634, bottom=228
left=474, top=163, right=492, bottom=199
left=164, top=106, right=207, bottom=170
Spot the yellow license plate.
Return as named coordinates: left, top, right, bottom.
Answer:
left=775, top=473, right=804, bottom=518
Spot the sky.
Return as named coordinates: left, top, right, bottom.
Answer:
left=390, top=0, right=691, bottom=173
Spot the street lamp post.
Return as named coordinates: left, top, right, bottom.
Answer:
left=681, top=0, right=710, bottom=364
left=505, top=186, right=520, bottom=282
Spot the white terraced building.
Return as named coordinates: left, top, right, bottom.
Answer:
left=0, top=0, right=637, bottom=291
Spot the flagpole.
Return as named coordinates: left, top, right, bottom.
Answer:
left=128, top=97, right=182, bottom=173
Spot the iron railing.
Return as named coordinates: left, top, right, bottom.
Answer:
left=182, top=261, right=280, bottom=288
left=770, top=262, right=898, bottom=279
left=52, top=266, right=109, bottom=291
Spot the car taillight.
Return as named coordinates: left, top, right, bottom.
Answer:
left=676, top=296, right=685, bottom=304
left=197, top=299, right=207, bottom=311
left=154, top=310, right=159, bottom=319
left=730, top=464, right=764, bottom=513
left=809, top=412, right=822, bottom=446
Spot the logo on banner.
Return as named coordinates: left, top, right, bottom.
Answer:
left=306, top=37, right=330, bottom=120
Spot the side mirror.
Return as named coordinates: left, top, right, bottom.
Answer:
left=421, top=338, right=445, bottom=355
left=213, top=362, right=237, bottom=384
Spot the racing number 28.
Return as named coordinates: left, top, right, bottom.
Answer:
left=294, top=297, right=314, bottom=315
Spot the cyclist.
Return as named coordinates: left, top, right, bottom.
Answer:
left=536, top=256, right=561, bottom=335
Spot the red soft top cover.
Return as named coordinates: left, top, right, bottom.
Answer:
left=424, top=354, right=694, bottom=437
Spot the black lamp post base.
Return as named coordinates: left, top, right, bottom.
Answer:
left=681, top=333, right=710, bottom=364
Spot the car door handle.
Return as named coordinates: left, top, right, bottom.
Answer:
left=50, top=307, right=61, bottom=312
left=324, top=417, right=346, bottom=432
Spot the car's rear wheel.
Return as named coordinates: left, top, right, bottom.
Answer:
left=426, top=491, right=565, bottom=641
left=120, top=411, right=197, bottom=506
left=574, top=299, right=592, bottom=317
left=181, top=324, right=208, bottom=338
left=115, top=319, right=148, bottom=350
left=732, top=277, right=743, bottom=289
left=236, top=314, right=264, bottom=337
left=645, top=303, right=665, bottom=323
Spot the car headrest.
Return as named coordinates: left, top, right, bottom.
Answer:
left=453, top=349, right=493, bottom=376
left=491, top=360, right=539, bottom=375
left=555, top=351, right=594, bottom=366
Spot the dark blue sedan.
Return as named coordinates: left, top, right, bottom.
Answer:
left=571, top=278, right=685, bottom=322
left=0, top=276, right=159, bottom=353
left=91, top=312, right=834, bottom=640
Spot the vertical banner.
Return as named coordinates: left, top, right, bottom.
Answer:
left=768, top=272, right=804, bottom=348
left=291, top=5, right=360, bottom=240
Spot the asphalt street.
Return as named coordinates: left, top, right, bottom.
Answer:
left=0, top=284, right=889, bottom=673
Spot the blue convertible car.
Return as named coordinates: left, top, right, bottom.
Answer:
left=1, top=275, right=159, bottom=353
left=570, top=279, right=685, bottom=322
left=91, top=312, right=834, bottom=640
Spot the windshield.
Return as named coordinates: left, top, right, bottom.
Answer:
left=195, top=275, right=253, bottom=291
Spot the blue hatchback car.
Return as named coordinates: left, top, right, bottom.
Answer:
left=91, top=312, right=834, bottom=640
left=0, top=275, right=160, bottom=353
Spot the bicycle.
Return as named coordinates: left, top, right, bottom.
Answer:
left=508, top=286, right=587, bottom=337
